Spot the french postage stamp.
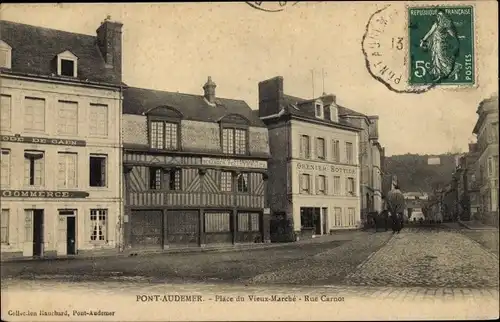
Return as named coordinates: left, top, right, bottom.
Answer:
left=408, top=6, right=475, bottom=86
left=362, top=3, right=477, bottom=93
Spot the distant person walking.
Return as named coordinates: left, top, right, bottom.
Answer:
left=387, top=185, right=406, bottom=234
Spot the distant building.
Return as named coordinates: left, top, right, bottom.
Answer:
left=258, top=76, right=361, bottom=239
left=472, top=94, right=499, bottom=227
left=403, top=192, right=429, bottom=217
left=121, top=77, right=271, bottom=249
left=455, top=143, right=480, bottom=221
left=427, top=157, right=441, bottom=165
left=0, top=19, right=123, bottom=259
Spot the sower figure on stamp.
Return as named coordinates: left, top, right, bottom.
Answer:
left=387, top=185, right=406, bottom=234
left=419, top=9, right=461, bottom=82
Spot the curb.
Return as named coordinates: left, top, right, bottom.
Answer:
left=1, top=233, right=366, bottom=263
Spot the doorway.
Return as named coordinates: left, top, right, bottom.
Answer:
left=67, top=216, right=76, bottom=255
left=33, top=209, right=44, bottom=257
left=321, top=208, right=328, bottom=235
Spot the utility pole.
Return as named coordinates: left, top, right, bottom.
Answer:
left=311, top=69, right=315, bottom=99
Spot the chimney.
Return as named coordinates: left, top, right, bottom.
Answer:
left=96, top=17, right=123, bottom=81
left=258, top=76, right=284, bottom=118
left=203, top=76, right=217, bottom=104
left=368, top=115, right=379, bottom=140
left=468, top=143, right=477, bottom=153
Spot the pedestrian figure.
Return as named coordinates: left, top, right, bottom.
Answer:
left=386, top=185, right=406, bottom=234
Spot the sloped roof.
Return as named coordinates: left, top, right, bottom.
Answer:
left=123, top=87, right=266, bottom=128
left=0, top=20, right=121, bottom=85
left=280, top=94, right=360, bottom=129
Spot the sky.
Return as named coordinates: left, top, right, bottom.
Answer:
left=1, top=2, right=498, bottom=156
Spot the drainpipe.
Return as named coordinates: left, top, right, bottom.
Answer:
left=117, top=86, right=124, bottom=253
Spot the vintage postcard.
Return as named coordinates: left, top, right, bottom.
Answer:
left=0, top=1, right=498, bottom=321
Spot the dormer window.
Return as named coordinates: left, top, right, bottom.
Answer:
left=314, top=101, right=324, bottom=119
left=57, top=50, right=78, bottom=77
left=146, top=106, right=182, bottom=151
left=219, top=114, right=249, bottom=155
left=0, top=41, right=12, bottom=69
left=329, top=104, right=339, bottom=122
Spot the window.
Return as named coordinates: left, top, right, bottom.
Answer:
left=90, top=209, right=107, bottom=242
left=315, top=102, right=323, bottom=118
left=488, top=157, right=493, bottom=176
left=150, top=121, right=178, bottom=150
left=346, top=177, right=355, bottom=196
left=57, top=101, right=78, bottom=135
left=24, top=151, right=44, bottom=186
left=317, top=175, right=326, bottom=194
left=300, top=174, right=311, bottom=194
left=0, top=40, right=12, bottom=69
left=238, top=212, right=260, bottom=232
left=89, top=155, right=106, bottom=187
left=1, top=149, right=10, bottom=187
left=168, top=169, right=182, bottom=191
left=330, top=105, right=338, bottom=122
left=24, top=97, right=45, bottom=132
left=348, top=208, right=356, bottom=226
left=1, top=94, right=11, bottom=131
left=149, top=167, right=163, bottom=190
left=494, top=156, right=499, bottom=177
left=333, top=176, right=341, bottom=195
left=236, top=173, right=249, bottom=193
left=221, top=171, right=232, bottom=192
left=332, top=140, right=340, bottom=162
left=0, top=209, right=8, bottom=244
left=205, top=212, right=230, bottom=233
left=57, top=152, right=77, bottom=188
left=345, top=142, right=354, bottom=164
left=89, top=104, right=108, bottom=137
left=334, top=207, right=342, bottom=226
left=300, top=135, right=310, bottom=159
left=222, top=128, right=247, bottom=155
left=61, top=59, right=75, bottom=77
left=316, top=138, right=325, bottom=159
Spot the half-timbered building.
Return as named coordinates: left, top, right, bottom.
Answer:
left=122, top=77, right=271, bottom=250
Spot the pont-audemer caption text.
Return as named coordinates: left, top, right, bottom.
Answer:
left=136, top=294, right=345, bottom=303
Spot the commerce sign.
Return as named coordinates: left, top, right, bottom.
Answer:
left=201, top=157, right=267, bottom=169
left=1, top=135, right=86, bottom=147
left=296, top=162, right=357, bottom=175
left=1, top=190, right=90, bottom=199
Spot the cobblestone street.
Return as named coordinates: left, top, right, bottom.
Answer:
left=346, top=229, right=499, bottom=288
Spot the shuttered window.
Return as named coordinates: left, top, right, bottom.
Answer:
left=0, top=94, right=11, bottom=131
left=24, top=97, right=45, bottom=132
left=334, top=207, right=342, bottom=227
left=0, top=209, right=8, bottom=244
left=57, top=152, right=78, bottom=188
left=317, top=175, right=327, bottom=194
left=333, top=176, right=341, bottom=195
left=300, top=174, right=311, bottom=194
left=348, top=208, right=356, bottom=226
left=205, top=212, right=230, bottom=233
left=89, top=104, right=108, bottom=137
left=57, top=101, right=78, bottom=135
left=90, top=209, right=107, bottom=242
left=24, top=151, right=44, bottom=186
left=345, top=142, right=354, bottom=164
left=0, top=149, right=10, bottom=187
left=316, top=138, right=325, bottom=159
left=346, top=177, right=355, bottom=196
left=332, top=140, right=340, bottom=162
left=300, top=135, right=310, bottom=159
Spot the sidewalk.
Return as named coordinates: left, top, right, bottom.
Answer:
left=1, top=230, right=372, bottom=263
left=458, top=220, right=499, bottom=231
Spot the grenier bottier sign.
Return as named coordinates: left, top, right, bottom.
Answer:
left=297, top=162, right=357, bottom=175
left=1, top=135, right=86, bottom=147
left=1, top=190, right=90, bottom=198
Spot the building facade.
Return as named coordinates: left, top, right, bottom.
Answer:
left=259, top=76, right=361, bottom=239
left=121, top=77, right=271, bottom=250
left=0, top=20, right=123, bottom=259
left=455, top=143, right=480, bottom=221
left=472, top=94, right=499, bottom=227
left=338, top=106, right=384, bottom=219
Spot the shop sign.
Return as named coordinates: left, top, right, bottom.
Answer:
left=296, top=162, right=357, bottom=175
left=1, top=135, right=86, bottom=147
left=1, top=190, right=90, bottom=198
left=201, top=157, right=267, bottom=169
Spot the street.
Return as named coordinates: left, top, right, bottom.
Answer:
left=2, top=226, right=499, bottom=320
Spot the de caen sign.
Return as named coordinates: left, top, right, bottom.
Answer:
left=297, top=162, right=357, bottom=175
left=1, top=190, right=90, bottom=198
left=1, top=135, right=86, bottom=147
